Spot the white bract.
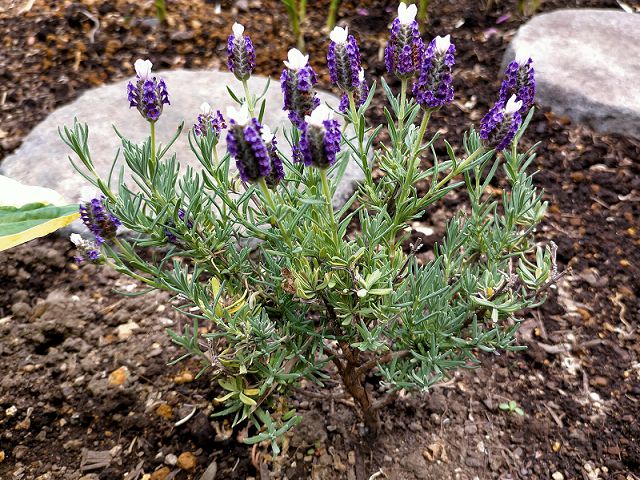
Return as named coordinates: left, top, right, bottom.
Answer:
left=505, top=95, right=523, bottom=115
left=434, top=35, right=451, bottom=54
left=515, top=49, right=532, bottom=65
left=200, top=102, right=212, bottom=115
left=69, top=233, right=83, bottom=246
left=134, top=59, right=153, bottom=80
left=397, top=2, right=417, bottom=24
left=261, top=125, right=274, bottom=144
left=330, top=26, right=349, bottom=44
left=227, top=104, right=251, bottom=126
left=358, top=69, right=365, bottom=83
left=306, top=104, right=333, bottom=127
left=232, top=22, right=245, bottom=38
left=284, top=48, right=309, bottom=70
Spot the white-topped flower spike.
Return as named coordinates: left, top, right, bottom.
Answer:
left=330, top=26, right=349, bottom=44
left=305, top=104, right=334, bottom=127
left=134, top=59, right=153, bottom=80
left=232, top=22, right=245, bottom=37
left=284, top=48, right=309, bottom=70
left=397, top=2, right=417, bottom=24
left=227, top=103, right=251, bottom=126
left=434, top=35, right=451, bottom=54
left=515, top=48, right=532, bottom=65
left=200, top=102, right=212, bottom=115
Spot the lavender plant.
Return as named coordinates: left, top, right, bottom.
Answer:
left=60, top=6, right=558, bottom=454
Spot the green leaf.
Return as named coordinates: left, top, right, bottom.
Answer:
left=239, top=392, right=258, bottom=406
left=0, top=203, right=79, bottom=251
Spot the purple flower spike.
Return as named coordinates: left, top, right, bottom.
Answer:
left=299, top=105, right=341, bottom=169
left=280, top=48, right=320, bottom=129
left=499, top=50, right=536, bottom=113
left=227, top=23, right=256, bottom=81
left=327, top=26, right=362, bottom=92
left=384, top=3, right=424, bottom=79
left=127, top=59, right=170, bottom=123
left=193, top=102, right=226, bottom=137
left=261, top=126, right=285, bottom=188
left=226, top=104, right=272, bottom=183
left=79, top=196, right=121, bottom=244
left=480, top=95, right=523, bottom=152
left=339, top=69, right=369, bottom=113
left=413, top=35, right=456, bottom=110
left=70, top=233, right=102, bottom=265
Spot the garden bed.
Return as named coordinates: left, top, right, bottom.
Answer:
left=0, top=0, right=638, bottom=479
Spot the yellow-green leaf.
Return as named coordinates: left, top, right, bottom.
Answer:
left=239, top=392, right=257, bottom=406
left=0, top=203, right=79, bottom=252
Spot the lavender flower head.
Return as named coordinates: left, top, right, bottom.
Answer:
left=70, top=233, right=101, bottom=264
left=280, top=48, right=320, bottom=129
left=299, top=105, right=341, bottom=169
left=480, top=95, right=523, bottom=152
left=79, top=195, right=121, bottom=244
left=227, top=23, right=256, bottom=81
left=413, top=35, right=456, bottom=110
left=127, top=59, right=170, bottom=122
left=499, top=49, right=536, bottom=113
left=339, top=69, right=369, bottom=113
left=226, top=104, right=272, bottom=183
left=327, top=26, right=362, bottom=92
left=193, top=102, right=226, bottom=137
left=384, top=3, right=425, bottom=79
left=261, top=125, right=285, bottom=188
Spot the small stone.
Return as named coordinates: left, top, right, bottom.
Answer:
left=552, top=441, right=561, bottom=452
left=155, top=403, right=173, bottom=420
left=383, top=455, right=392, bottom=463
left=108, top=366, right=129, bottom=386
left=590, top=376, right=608, bottom=387
left=408, top=421, right=421, bottom=432
left=164, top=453, right=177, bottom=466
left=0, top=450, right=4, bottom=463
left=347, top=451, right=356, bottom=466
left=13, top=445, right=28, bottom=460
left=552, top=472, right=565, bottom=480
left=173, top=371, right=194, bottom=384
left=116, top=321, right=140, bottom=340
left=200, top=461, right=218, bottom=480
left=5, top=405, right=17, bottom=417
left=150, top=466, right=171, bottom=480
left=176, top=452, right=197, bottom=471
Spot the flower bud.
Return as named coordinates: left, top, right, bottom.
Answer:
left=70, top=233, right=101, bottom=264
left=127, top=59, right=170, bottom=122
left=79, top=196, right=121, bottom=244
left=193, top=102, right=226, bottom=137
left=480, top=95, right=523, bottom=152
left=299, top=105, right=341, bottom=169
left=226, top=104, right=272, bottom=183
left=384, top=3, right=425, bottom=79
left=499, top=50, right=536, bottom=113
left=413, top=35, right=456, bottom=110
left=327, top=26, right=362, bottom=92
left=339, top=69, right=369, bottom=113
left=227, top=22, right=256, bottom=81
left=165, top=208, right=193, bottom=244
left=281, top=49, right=320, bottom=128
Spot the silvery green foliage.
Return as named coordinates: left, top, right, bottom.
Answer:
left=61, top=50, right=555, bottom=456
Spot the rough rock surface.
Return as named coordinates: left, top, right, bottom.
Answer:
left=504, top=9, right=640, bottom=139
left=0, top=70, right=363, bottom=207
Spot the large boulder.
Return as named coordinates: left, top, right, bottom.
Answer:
left=504, top=9, right=640, bottom=139
left=0, top=70, right=363, bottom=207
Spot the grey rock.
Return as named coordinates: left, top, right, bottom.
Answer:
left=504, top=9, right=640, bottom=139
left=0, top=70, right=363, bottom=210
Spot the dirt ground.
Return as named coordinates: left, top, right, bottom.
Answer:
left=1, top=0, right=639, bottom=479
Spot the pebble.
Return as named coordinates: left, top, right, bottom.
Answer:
left=552, top=472, right=565, bottom=480
left=176, top=452, right=197, bottom=471
left=116, top=321, right=140, bottom=340
left=173, top=371, right=194, bottom=384
left=200, top=461, right=218, bottom=480
left=13, top=445, right=29, bottom=460
left=108, top=366, right=130, bottom=386
left=0, top=450, right=4, bottom=463
left=347, top=451, right=356, bottom=466
left=150, top=466, right=171, bottom=480
left=5, top=405, right=17, bottom=417
left=155, top=403, right=173, bottom=420
left=164, top=453, right=178, bottom=466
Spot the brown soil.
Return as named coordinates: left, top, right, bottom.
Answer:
left=1, top=1, right=639, bottom=479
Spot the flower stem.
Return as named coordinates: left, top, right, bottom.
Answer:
left=242, top=80, right=254, bottom=117
left=320, top=168, right=339, bottom=244
left=397, top=109, right=431, bottom=208
left=150, top=121, right=157, bottom=178
left=397, top=78, right=408, bottom=149
left=348, top=90, right=373, bottom=187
